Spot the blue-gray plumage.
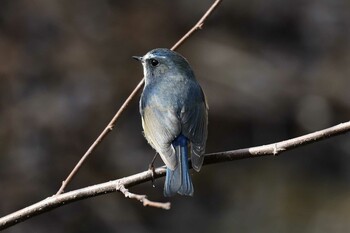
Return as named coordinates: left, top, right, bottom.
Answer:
left=133, top=48, right=208, bottom=196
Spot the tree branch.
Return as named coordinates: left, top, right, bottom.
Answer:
left=1, top=121, right=350, bottom=230
left=204, top=121, right=350, bottom=165
left=56, top=0, right=223, bottom=195
left=170, top=0, right=222, bottom=51
left=116, top=181, right=171, bottom=210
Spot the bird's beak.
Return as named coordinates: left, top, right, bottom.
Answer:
left=132, top=56, right=142, bottom=62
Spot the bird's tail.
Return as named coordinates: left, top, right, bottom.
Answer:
left=164, top=135, right=194, bottom=197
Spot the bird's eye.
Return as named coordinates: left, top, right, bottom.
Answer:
left=150, top=59, right=159, bottom=67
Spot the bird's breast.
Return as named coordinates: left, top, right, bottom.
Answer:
left=142, top=76, right=202, bottom=113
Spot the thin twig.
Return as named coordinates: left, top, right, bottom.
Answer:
left=2, top=121, right=350, bottom=230
left=171, top=0, right=223, bottom=50
left=57, top=79, right=144, bottom=194
left=116, top=181, right=171, bottom=210
left=56, top=0, right=223, bottom=195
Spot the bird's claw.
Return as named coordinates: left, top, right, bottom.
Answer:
left=148, top=163, right=156, bottom=188
left=148, top=152, right=158, bottom=187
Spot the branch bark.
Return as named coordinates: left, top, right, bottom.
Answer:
left=1, top=121, right=350, bottom=230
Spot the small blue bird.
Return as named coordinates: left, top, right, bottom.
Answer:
left=133, top=48, right=208, bottom=196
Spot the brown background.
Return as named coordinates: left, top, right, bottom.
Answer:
left=1, top=0, right=350, bottom=232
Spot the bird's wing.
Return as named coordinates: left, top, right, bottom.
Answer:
left=181, top=89, right=208, bottom=172
left=141, top=105, right=181, bottom=170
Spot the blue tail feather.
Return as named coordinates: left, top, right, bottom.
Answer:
left=164, top=135, right=194, bottom=197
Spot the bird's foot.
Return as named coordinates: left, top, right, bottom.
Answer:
left=148, top=153, right=158, bottom=187
left=148, top=164, right=156, bottom=188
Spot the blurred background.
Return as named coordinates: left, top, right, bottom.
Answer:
left=1, top=0, right=350, bottom=232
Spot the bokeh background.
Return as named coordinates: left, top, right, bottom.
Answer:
left=1, top=0, right=350, bottom=232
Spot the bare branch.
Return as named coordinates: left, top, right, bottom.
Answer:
left=116, top=181, right=171, bottom=210
left=170, top=0, right=223, bottom=51
left=203, top=121, right=350, bottom=165
left=56, top=0, right=223, bottom=195
left=2, top=121, right=350, bottom=230
left=56, top=79, right=145, bottom=194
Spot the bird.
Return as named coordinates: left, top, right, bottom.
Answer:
left=133, top=48, right=208, bottom=197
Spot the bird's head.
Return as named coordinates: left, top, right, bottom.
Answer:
left=133, top=48, right=193, bottom=83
